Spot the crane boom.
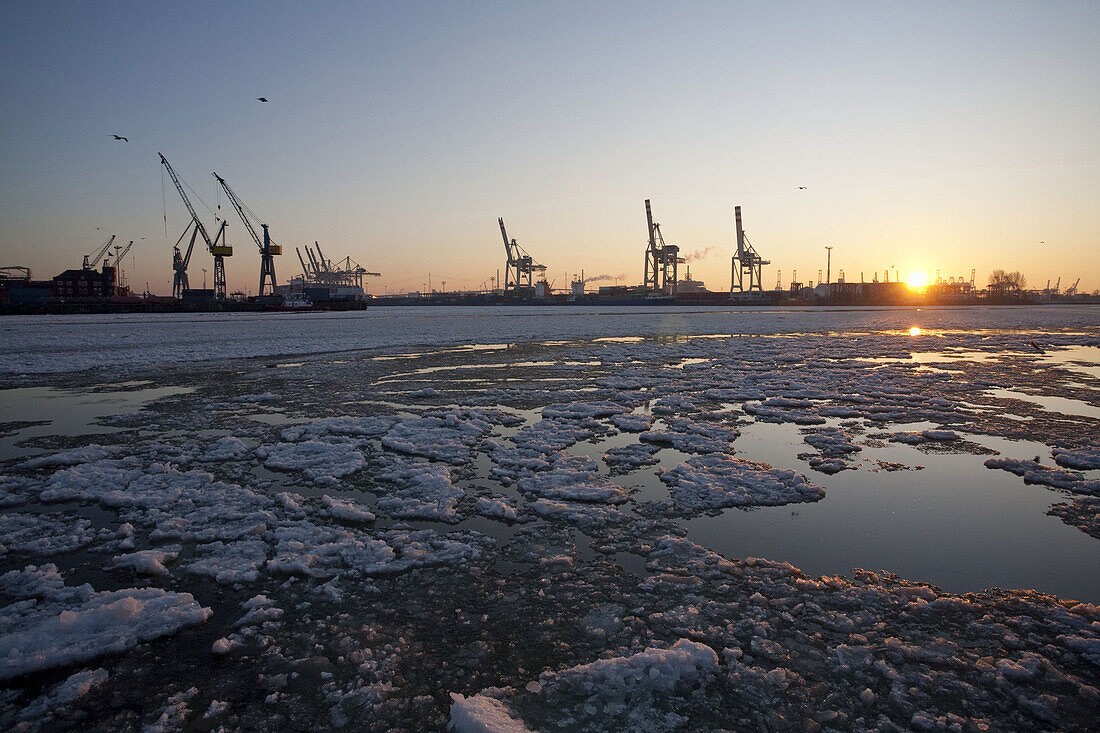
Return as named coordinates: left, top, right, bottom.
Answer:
left=213, top=173, right=262, bottom=250
left=212, top=172, right=278, bottom=295
left=159, top=154, right=215, bottom=249
left=84, top=235, right=116, bottom=269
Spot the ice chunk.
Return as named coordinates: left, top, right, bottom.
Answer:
left=541, top=401, right=629, bottom=420
left=17, top=667, right=109, bottom=722
left=1052, top=444, right=1100, bottom=470
left=197, top=436, right=249, bottom=461
left=604, top=443, right=660, bottom=472
left=518, top=455, right=629, bottom=504
left=659, top=454, right=825, bottom=512
left=21, top=444, right=112, bottom=468
left=889, top=429, right=959, bottom=445
left=0, top=588, right=212, bottom=680
left=185, top=539, right=269, bottom=584
left=280, top=415, right=396, bottom=442
left=376, top=459, right=463, bottom=522
left=985, top=457, right=1100, bottom=494
left=260, top=440, right=366, bottom=483
left=803, top=427, right=861, bottom=455
left=807, top=456, right=855, bottom=474
left=474, top=496, right=518, bottom=521
left=610, top=412, right=654, bottom=433
left=448, top=693, right=532, bottom=732
left=110, top=547, right=181, bottom=577
left=640, top=418, right=739, bottom=454
left=381, top=413, right=492, bottom=465
left=0, top=512, right=98, bottom=556
left=321, top=494, right=376, bottom=523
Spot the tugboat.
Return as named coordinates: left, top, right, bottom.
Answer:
left=281, top=292, right=314, bottom=309
left=264, top=292, right=320, bottom=311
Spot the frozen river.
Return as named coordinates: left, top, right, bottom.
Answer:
left=2, top=304, right=1099, bottom=374
left=1, top=305, right=1098, bottom=731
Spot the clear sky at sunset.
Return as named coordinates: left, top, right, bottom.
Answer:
left=1, top=1, right=1097, bottom=295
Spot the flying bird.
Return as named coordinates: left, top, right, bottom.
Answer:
left=257, top=97, right=268, bottom=102
left=797, top=186, right=807, bottom=189
left=111, top=135, right=128, bottom=142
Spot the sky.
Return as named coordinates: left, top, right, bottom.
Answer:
left=1, top=1, right=1097, bottom=296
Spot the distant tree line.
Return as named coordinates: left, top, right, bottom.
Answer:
left=987, top=269, right=1026, bottom=291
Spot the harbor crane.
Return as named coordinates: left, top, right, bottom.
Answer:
left=499, top=218, right=546, bottom=291
left=642, top=200, right=682, bottom=295
left=83, top=235, right=116, bottom=270
left=1066, top=277, right=1081, bottom=296
left=730, top=205, right=770, bottom=294
left=159, top=153, right=232, bottom=299
left=294, top=242, right=379, bottom=291
left=214, top=172, right=281, bottom=296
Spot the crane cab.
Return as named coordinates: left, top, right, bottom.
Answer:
left=211, top=244, right=234, bottom=257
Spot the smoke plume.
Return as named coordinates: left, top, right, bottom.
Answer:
left=682, top=247, right=715, bottom=263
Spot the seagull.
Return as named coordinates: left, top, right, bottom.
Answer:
left=111, top=135, right=128, bottom=142
left=257, top=97, right=268, bottom=102
left=797, top=186, right=807, bottom=189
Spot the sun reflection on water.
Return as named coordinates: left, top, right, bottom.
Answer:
left=909, top=326, right=923, bottom=337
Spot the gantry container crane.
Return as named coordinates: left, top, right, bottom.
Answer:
left=213, top=173, right=281, bottom=296
left=159, top=153, right=231, bottom=299
left=730, top=205, right=770, bottom=294
left=83, top=235, right=116, bottom=270
left=642, top=200, right=682, bottom=295
left=499, top=218, right=546, bottom=291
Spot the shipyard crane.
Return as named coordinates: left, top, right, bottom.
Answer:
left=1066, top=277, right=1081, bottom=296
left=213, top=173, right=281, bottom=296
left=159, top=153, right=232, bottom=299
left=499, top=218, right=546, bottom=291
left=83, top=235, right=116, bottom=270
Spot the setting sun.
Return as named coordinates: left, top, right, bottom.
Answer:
left=907, top=271, right=928, bottom=289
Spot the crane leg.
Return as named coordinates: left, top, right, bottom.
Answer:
left=259, top=252, right=277, bottom=296
left=214, top=256, right=227, bottom=299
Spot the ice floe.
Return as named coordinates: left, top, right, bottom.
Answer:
left=0, top=583, right=211, bottom=680
left=376, top=459, right=463, bottom=522
left=658, top=454, right=825, bottom=513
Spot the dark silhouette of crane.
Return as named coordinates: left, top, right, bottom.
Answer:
left=83, top=235, right=116, bottom=270
left=214, top=173, right=281, bottom=296
left=159, top=153, right=231, bottom=298
left=499, top=218, right=546, bottom=292
left=642, top=200, right=682, bottom=295
left=731, top=205, right=770, bottom=294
